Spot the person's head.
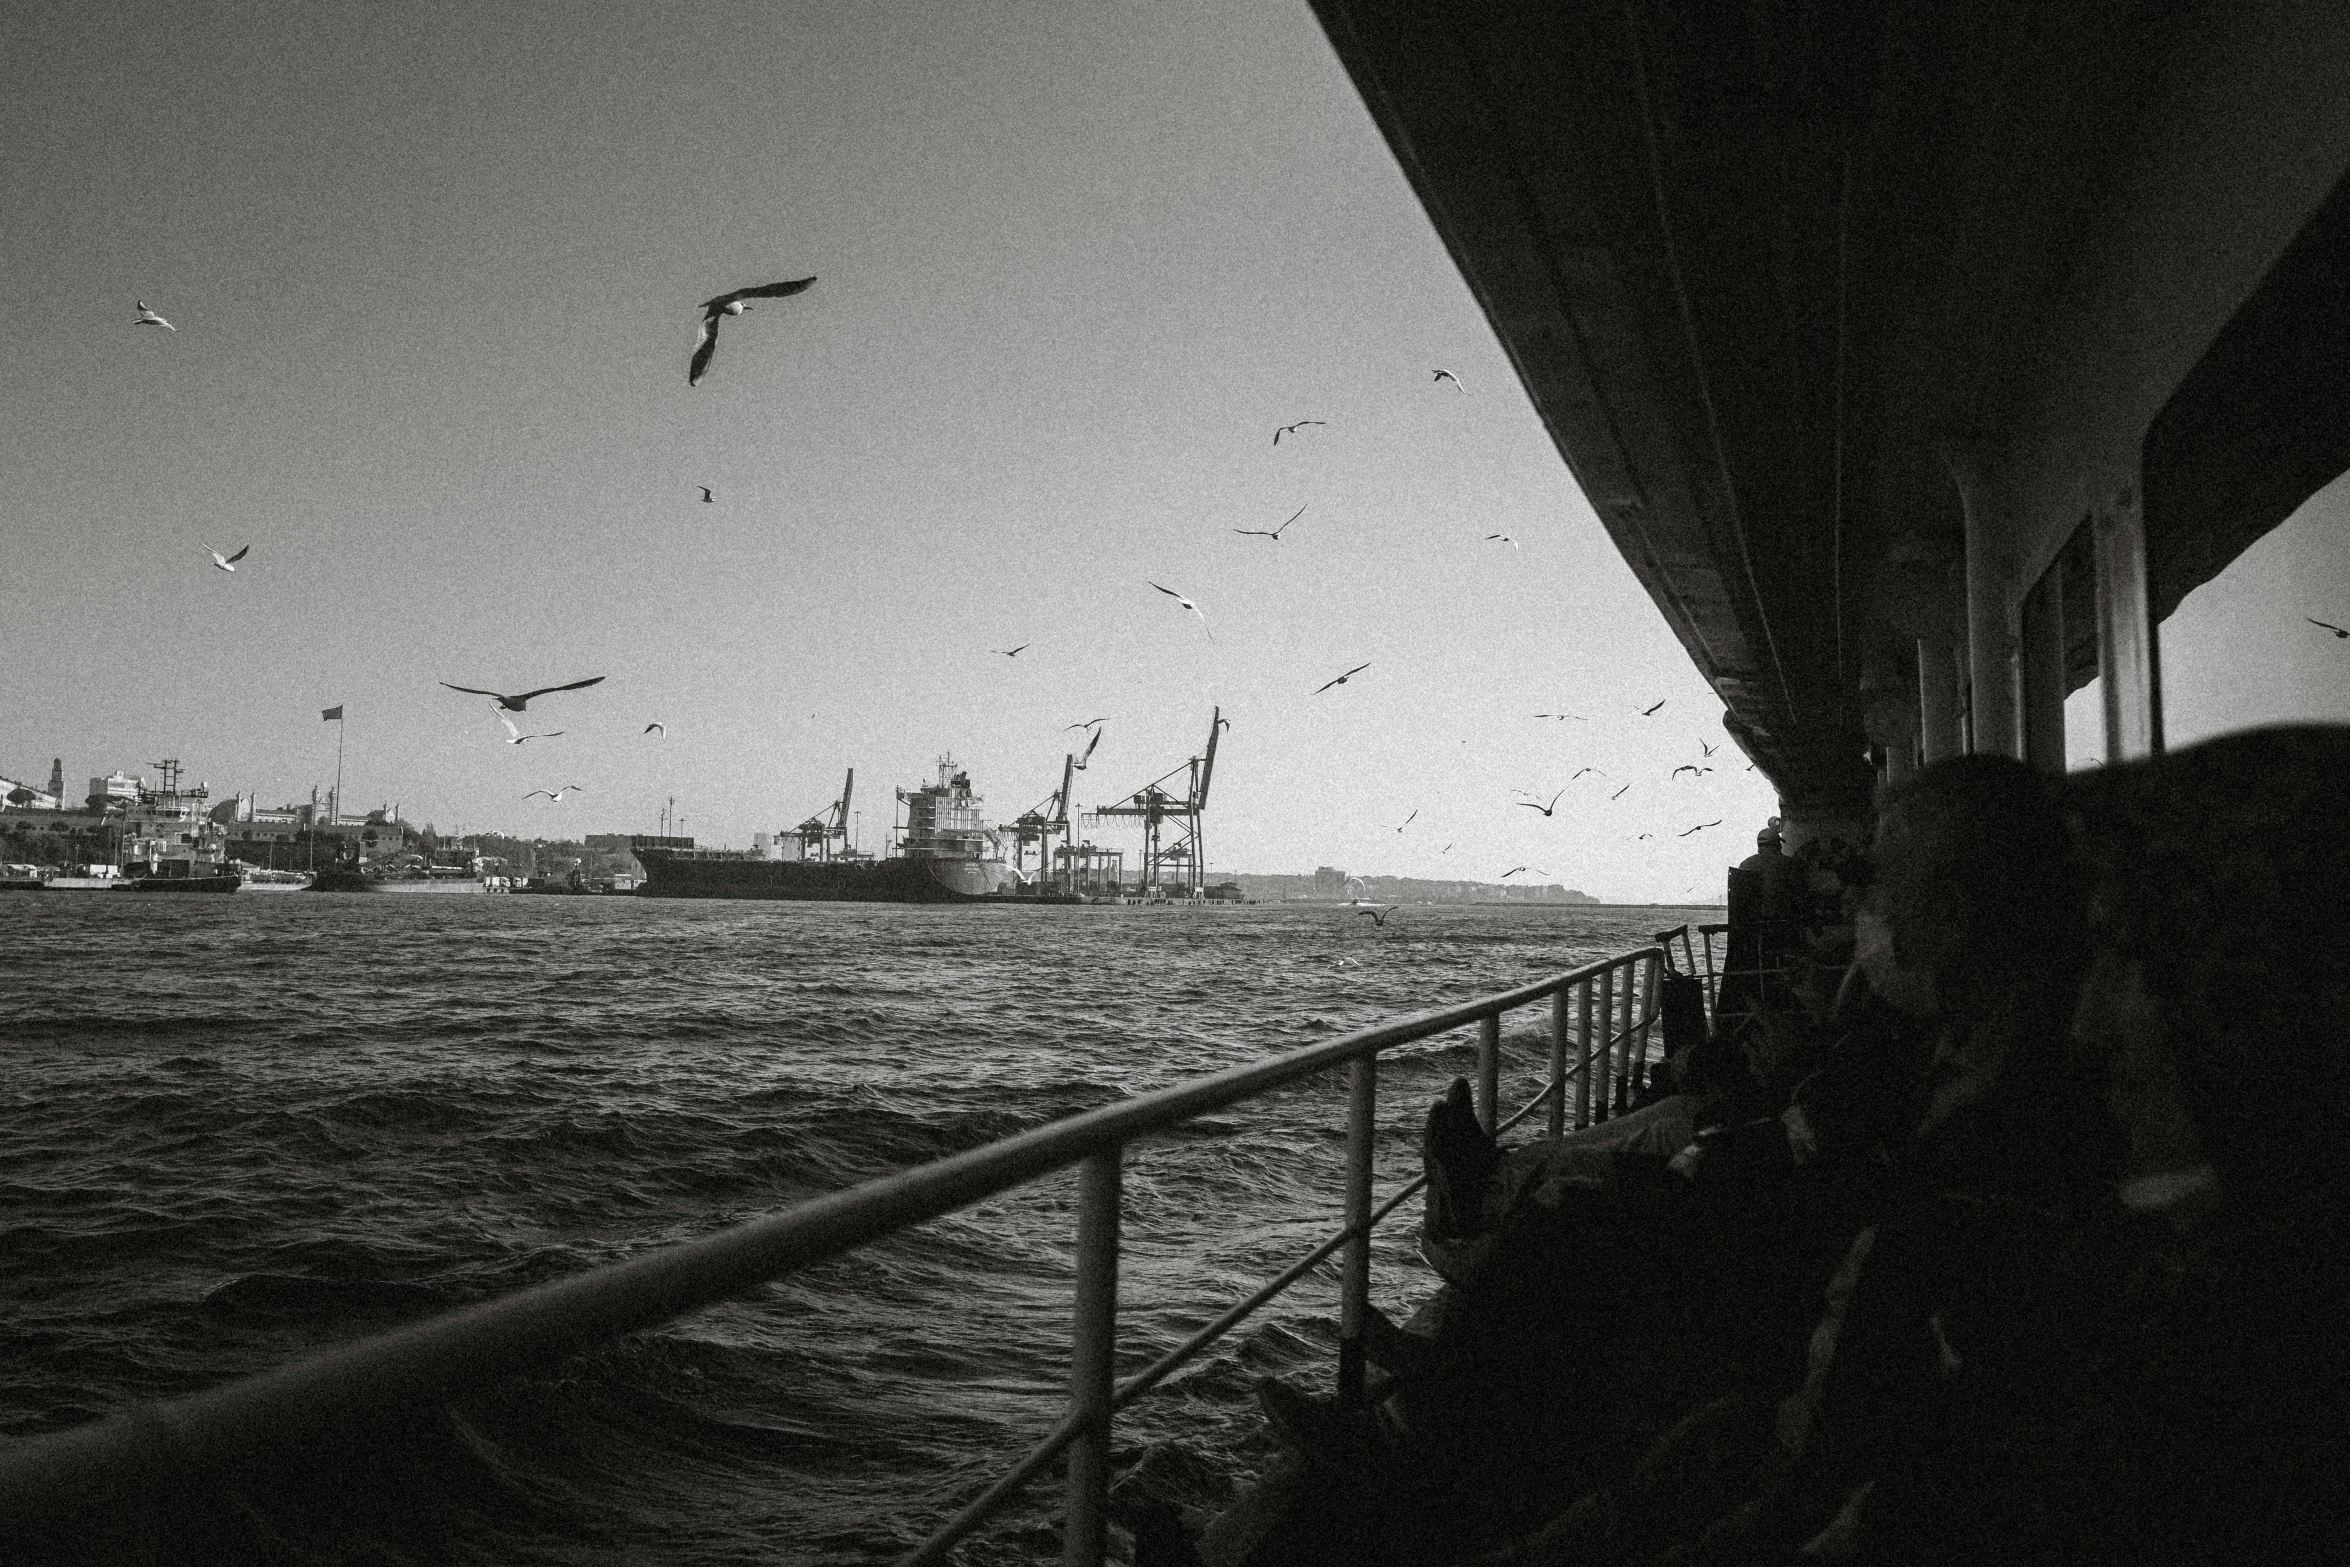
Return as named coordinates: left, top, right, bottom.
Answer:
left=2066, top=726, right=2350, bottom=1211
left=1756, top=819, right=1783, bottom=854
left=1857, top=755, right=2085, bottom=1023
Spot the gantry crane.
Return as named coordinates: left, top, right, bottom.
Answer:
left=1092, top=707, right=1223, bottom=894
left=1005, top=753, right=1076, bottom=891
left=789, top=767, right=855, bottom=860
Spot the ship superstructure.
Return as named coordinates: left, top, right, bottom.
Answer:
left=634, top=755, right=1048, bottom=902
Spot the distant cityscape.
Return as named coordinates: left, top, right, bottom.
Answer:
left=3, top=758, right=1604, bottom=901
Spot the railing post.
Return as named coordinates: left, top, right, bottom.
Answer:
left=1593, top=966, right=1616, bottom=1121
left=1064, top=1149, right=1121, bottom=1567
left=1575, top=980, right=1594, bottom=1129
left=1636, top=955, right=1660, bottom=1095
left=1476, top=1013, right=1500, bottom=1135
left=1339, top=1053, right=1376, bottom=1404
left=1547, top=988, right=1569, bottom=1139
left=1616, top=960, right=1638, bottom=1111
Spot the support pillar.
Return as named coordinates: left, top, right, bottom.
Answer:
left=2093, top=482, right=2163, bottom=760
left=2021, top=558, right=2068, bottom=775
left=1917, top=638, right=1963, bottom=765
left=1948, top=445, right=2021, bottom=758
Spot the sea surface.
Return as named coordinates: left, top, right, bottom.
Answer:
left=0, top=893, right=1719, bottom=1565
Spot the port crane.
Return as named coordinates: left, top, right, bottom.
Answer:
left=1092, top=707, right=1223, bottom=895
left=1006, top=753, right=1076, bottom=890
left=788, top=768, right=855, bottom=860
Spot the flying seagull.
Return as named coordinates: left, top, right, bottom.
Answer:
left=499, top=716, right=565, bottom=745
left=1671, top=765, right=1712, bottom=779
left=996, top=643, right=1031, bottom=658
left=1678, top=819, right=1723, bottom=837
left=1075, top=727, right=1103, bottom=769
left=1065, top=718, right=1107, bottom=730
left=135, top=301, right=175, bottom=331
left=439, top=676, right=606, bottom=712
left=1535, top=712, right=1586, bottom=722
left=1358, top=905, right=1399, bottom=927
left=1272, top=420, right=1326, bottom=446
left=1315, top=661, right=1371, bottom=694
left=524, top=785, right=587, bottom=803
left=1393, top=809, right=1417, bottom=833
left=1236, top=503, right=1306, bottom=541
left=1432, top=369, right=1461, bottom=388
left=1518, top=789, right=1567, bottom=818
left=696, top=486, right=714, bottom=503
left=1501, top=866, right=1529, bottom=879
left=1700, top=740, right=1718, bottom=757
left=688, top=276, right=817, bottom=387
left=1571, top=766, right=1607, bottom=780
left=1148, top=582, right=1212, bottom=639
left=1641, top=699, right=1667, bottom=716
left=1485, top=533, right=1519, bottom=549
left=205, top=545, right=250, bottom=572
left=2309, top=617, right=2350, bottom=639
left=644, top=722, right=666, bottom=735
left=1610, top=784, right=1631, bottom=800
left=1635, top=833, right=1655, bottom=841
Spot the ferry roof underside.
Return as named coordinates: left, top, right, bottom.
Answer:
left=1312, top=0, right=2350, bottom=811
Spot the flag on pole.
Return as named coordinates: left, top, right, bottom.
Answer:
left=321, top=706, right=343, bottom=721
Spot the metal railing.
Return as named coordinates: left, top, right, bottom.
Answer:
left=0, top=942, right=1668, bottom=1567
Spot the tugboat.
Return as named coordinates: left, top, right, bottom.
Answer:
left=635, top=758, right=1054, bottom=902
left=115, top=760, right=242, bottom=892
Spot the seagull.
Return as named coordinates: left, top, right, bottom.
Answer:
left=499, top=716, right=565, bottom=745
left=1358, top=905, right=1399, bottom=927
left=1699, top=740, right=1718, bottom=757
left=1641, top=699, right=1667, bottom=716
left=1441, top=843, right=1454, bottom=854
left=2310, top=617, right=2350, bottom=639
left=1315, top=661, right=1371, bottom=694
left=524, top=785, right=587, bottom=803
left=1571, top=766, right=1607, bottom=780
left=1485, top=533, right=1519, bottom=549
left=1671, top=765, right=1712, bottom=780
left=1610, top=784, right=1631, bottom=800
left=1065, top=718, right=1107, bottom=730
left=439, top=676, right=606, bottom=712
left=1501, top=866, right=1529, bottom=879
left=1236, top=503, right=1306, bottom=541
left=696, top=486, right=714, bottom=503
left=1272, top=420, right=1326, bottom=446
left=688, top=276, right=817, bottom=387
left=1535, top=712, right=1586, bottom=722
left=1148, top=582, right=1212, bottom=639
left=996, top=643, right=1031, bottom=658
left=644, top=722, right=666, bottom=735
left=1432, top=369, right=1461, bottom=388
left=1635, top=832, right=1655, bottom=841
left=1393, top=809, right=1417, bottom=833
left=205, top=546, right=250, bottom=573
left=1075, top=727, right=1103, bottom=769
left=1518, top=790, right=1567, bottom=817
left=1678, top=819, right=1723, bottom=837
left=135, top=301, right=175, bottom=331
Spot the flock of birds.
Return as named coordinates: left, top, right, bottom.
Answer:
left=141, top=286, right=2349, bottom=865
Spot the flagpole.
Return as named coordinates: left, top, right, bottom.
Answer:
left=335, top=720, right=345, bottom=827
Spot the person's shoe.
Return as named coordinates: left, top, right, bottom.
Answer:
left=1358, top=1305, right=1440, bottom=1378
left=1255, top=1377, right=1409, bottom=1485
left=1422, top=1077, right=1500, bottom=1240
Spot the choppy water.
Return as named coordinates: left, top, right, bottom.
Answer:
left=0, top=893, right=1715, bottom=1564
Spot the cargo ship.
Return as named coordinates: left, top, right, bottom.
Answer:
left=634, top=757, right=1068, bottom=903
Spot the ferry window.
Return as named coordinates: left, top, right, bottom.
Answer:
left=2157, top=467, right=2350, bottom=746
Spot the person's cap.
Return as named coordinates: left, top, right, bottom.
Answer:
left=1757, top=823, right=1781, bottom=846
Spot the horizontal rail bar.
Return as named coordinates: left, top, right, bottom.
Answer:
left=0, top=948, right=1663, bottom=1540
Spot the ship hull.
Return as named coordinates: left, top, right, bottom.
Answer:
left=636, top=849, right=1059, bottom=903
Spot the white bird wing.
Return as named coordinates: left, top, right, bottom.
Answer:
left=501, top=716, right=522, bottom=742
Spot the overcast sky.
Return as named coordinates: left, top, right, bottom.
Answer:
left=5, top=2, right=2341, bottom=900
